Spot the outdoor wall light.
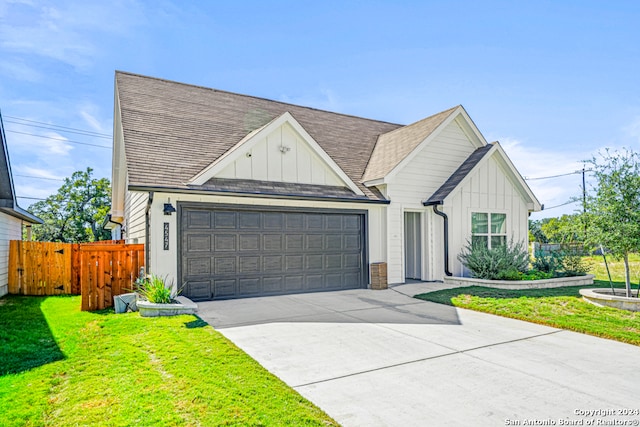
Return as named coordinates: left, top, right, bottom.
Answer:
left=163, top=199, right=176, bottom=215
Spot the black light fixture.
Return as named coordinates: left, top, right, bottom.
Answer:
left=163, top=198, right=176, bottom=215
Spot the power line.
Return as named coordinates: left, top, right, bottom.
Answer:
left=5, top=130, right=112, bottom=149
left=543, top=200, right=578, bottom=210
left=14, top=174, right=64, bottom=181
left=5, top=120, right=112, bottom=139
left=525, top=170, right=583, bottom=181
left=16, top=196, right=47, bottom=201
left=4, top=115, right=111, bottom=138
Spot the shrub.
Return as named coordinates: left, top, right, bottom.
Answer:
left=532, top=249, right=592, bottom=277
left=136, top=274, right=174, bottom=304
left=458, top=240, right=529, bottom=280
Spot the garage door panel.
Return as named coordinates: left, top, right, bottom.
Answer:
left=285, top=255, right=303, bottom=270
left=285, top=234, right=303, bottom=251
left=264, top=213, right=284, bottom=229
left=185, top=280, right=211, bottom=301
left=239, top=256, right=260, bottom=273
left=285, top=275, right=304, bottom=291
left=325, top=235, right=342, bottom=250
left=214, top=257, right=236, bottom=274
left=214, top=211, right=237, bottom=228
left=214, top=235, right=236, bottom=251
left=187, top=234, right=211, bottom=252
left=213, top=279, right=236, bottom=298
left=263, top=255, right=283, bottom=271
left=238, top=278, right=260, bottom=295
left=263, top=234, right=282, bottom=251
left=263, top=276, right=284, bottom=293
left=306, top=234, right=323, bottom=250
left=181, top=207, right=366, bottom=300
left=239, top=234, right=260, bottom=251
left=187, top=211, right=211, bottom=228
left=239, top=212, right=260, bottom=228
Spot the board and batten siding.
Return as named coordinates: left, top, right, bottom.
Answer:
left=384, top=120, right=477, bottom=284
left=216, top=123, right=344, bottom=187
left=0, top=212, right=23, bottom=296
left=124, top=190, right=148, bottom=244
left=440, top=151, right=529, bottom=278
left=145, top=192, right=386, bottom=289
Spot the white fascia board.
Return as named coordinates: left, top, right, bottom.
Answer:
left=188, top=112, right=365, bottom=196
left=441, top=143, right=543, bottom=212
left=385, top=106, right=468, bottom=183
left=110, top=85, right=126, bottom=217
left=454, top=107, right=488, bottom=149
left=362, top=178, right=385, bottom=187
left=492, top=142, right=543, bottom=211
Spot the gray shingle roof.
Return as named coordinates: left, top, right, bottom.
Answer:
left=116, top=72, right=466, bottom=203
left=116, top=72, right=405, bottom=201
left=423, top=143, right=495, bottom=205
left=362, top=106, right=459, bottom=182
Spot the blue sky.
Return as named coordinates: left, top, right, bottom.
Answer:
left=1, top=0, right=638, bottom=220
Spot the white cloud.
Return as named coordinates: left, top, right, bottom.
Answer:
left=0, top=0, right=144, bottom=71
left=0, top=60, right=42, bottom=82
left=499, top=138, right=590, bottom=219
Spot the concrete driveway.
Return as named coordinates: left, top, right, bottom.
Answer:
left=197, top=283, right=640, bottom=427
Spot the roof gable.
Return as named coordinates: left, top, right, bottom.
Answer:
left=189, top=112, right=364, bottom=195
left=424, top=142, right=542, bottom=211
left=362, top=105, right=486, bottom=184
left=115, top=71, right=399, bottom=201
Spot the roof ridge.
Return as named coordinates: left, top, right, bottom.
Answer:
left=115, top=70, right=403, bottom=127
left=377, top=105, right=460, bottom=138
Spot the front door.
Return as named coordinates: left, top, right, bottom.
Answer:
left=404, top=212, right=422, bottom=280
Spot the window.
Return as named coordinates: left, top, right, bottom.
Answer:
left=471, top=212, right=506, bottom=249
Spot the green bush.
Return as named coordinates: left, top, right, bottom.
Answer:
left=458, top=240, right=529, bottom=280
left=136, top=274, right=174, bottom=304
left=532, top=249, right=591, bottom=277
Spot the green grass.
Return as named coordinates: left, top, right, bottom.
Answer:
left=416, top=255, right=640, bottom=346
left=0, top=295, right=338, bottom=427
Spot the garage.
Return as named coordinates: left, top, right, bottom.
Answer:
left=179, top=204, right=367, bottom=301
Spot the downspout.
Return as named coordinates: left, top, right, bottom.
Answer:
left=432, top=203, right=453, bottom=277
left=145, top=191, right=154, bottom=273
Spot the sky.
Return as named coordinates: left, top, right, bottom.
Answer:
left=0, top=0, right=639, bottom=220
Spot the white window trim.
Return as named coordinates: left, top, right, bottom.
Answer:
left=471, top=211, right=508, bottom=249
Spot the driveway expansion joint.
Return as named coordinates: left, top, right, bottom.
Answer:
left=292, top=329, right=563, bottom=389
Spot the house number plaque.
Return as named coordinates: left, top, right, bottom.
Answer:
left=163, top=222, right=170, bottom=250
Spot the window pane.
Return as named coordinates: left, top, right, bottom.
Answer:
left=491, top=213, right=506, bottom=234
left=491, top=236, right=506, bottom=249
left=472, top=213, right=488, bottom=233
left=472, top=235, right=488, bottom=248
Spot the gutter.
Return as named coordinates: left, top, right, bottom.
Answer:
left=145, top=191, right=154, bottom=273
left=127, top=185, right=391, bottom=205
left=425, top=202, right=453, bottom=277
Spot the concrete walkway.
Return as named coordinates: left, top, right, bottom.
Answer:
left=197, top=283, right=640, bottom=427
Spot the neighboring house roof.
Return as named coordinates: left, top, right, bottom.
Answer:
left=424, top=143, right=495, bottom=205
left=0, top=111, right=42, bottom=224
left=115, top=71, right=402, bottom=202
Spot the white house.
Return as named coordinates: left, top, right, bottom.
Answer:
left=110, top=71, right=541, bottom=301
left=0, top=113, right=42, bottom=297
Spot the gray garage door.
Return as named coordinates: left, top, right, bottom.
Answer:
left=179, top=205, right=367, bottom=301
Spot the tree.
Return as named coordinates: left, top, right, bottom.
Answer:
left=528, top=219, right=548, bottom=243
left=584, top=149, right=640, bottom=297
left=28, top=168, right=112, bottom=243
left=540, top=214, right=583, bottom=244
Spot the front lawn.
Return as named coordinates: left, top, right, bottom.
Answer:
left=416, top=255, right=640, bottom=346
left=0, top=295, right=337, bottom=427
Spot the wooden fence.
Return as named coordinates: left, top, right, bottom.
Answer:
left=8, top=240, right=144, bottom=311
